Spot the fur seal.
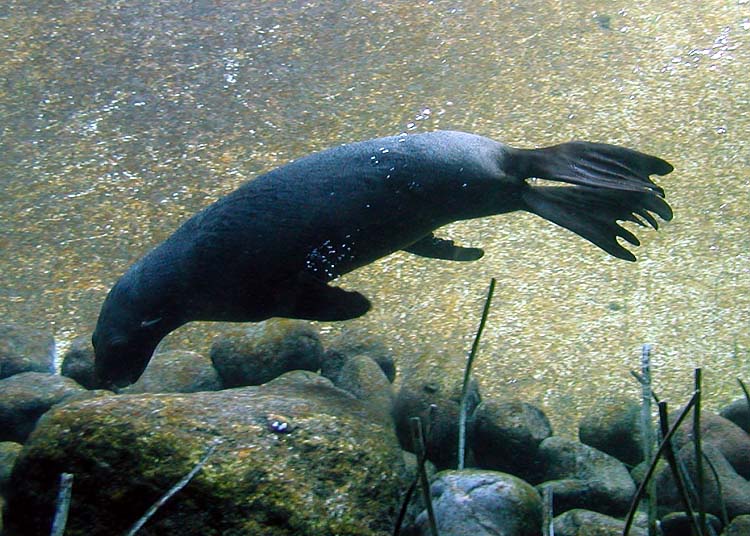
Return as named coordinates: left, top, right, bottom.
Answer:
left=93, top=130, right=673, bottom=387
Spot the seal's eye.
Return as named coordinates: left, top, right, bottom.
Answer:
left=140, top=317, right=162, bottom=328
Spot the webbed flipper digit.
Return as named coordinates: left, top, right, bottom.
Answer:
left=403, top=233, right=484, bottom=261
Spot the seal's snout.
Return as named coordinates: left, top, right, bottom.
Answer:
left=93, top=328, right=156, bottom=388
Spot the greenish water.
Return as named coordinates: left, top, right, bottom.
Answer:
left=1, top=0, right=748, bottom=433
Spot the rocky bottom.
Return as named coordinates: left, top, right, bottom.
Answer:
left=0, top=319, right=749, bottom=535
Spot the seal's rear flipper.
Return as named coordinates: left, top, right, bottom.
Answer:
left=404, top=233, right=484, bottom=261
left=279, top=273, right=371, bottom=321
left=513, top=141, right=673, bottom=260
left=512, top=141, right=673, bottom=195
left=522, top=185, right=673, bottom=261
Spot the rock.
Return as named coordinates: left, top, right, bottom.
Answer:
left=720, top=398, right=750, bottom=434
left=0, top=441, right=22, bottom=496
left=670, top=410, right=750, bottom=479
left=61, top=336, right=99, bottom=390
left=320, top=328, right=396, bottom=383
left=393, top=366, right=480, bottom=470
left=0, top=372, right=87, bottom=443
left=578, top=397, right=643, bottom=467
left=5, top=370, right=406, bottom=535
left=723, top=514, right=750, bottom=536
left=553, top=509, right=648, bottom=536
left=469, top=399, right=552, bottom=483
left=655, top=442, right=750, bottom=520
left=123, top=350, right=221, bottom=394
left=210, top=320, right=323, bottom=388
left=409, top=470, right=542, bottom=536
left=0, top=324, right=55, bottom=379
left=536, top=436, right=635, bottom=517
left=659, top=511, right=722, bottom=536
left=334, top=355, right=394, bottom=425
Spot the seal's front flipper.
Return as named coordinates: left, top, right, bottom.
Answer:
left=279, top=273, right=371, bottom=321
left=403, top=233, right=484, bottom=261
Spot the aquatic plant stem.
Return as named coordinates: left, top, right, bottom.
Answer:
left=657, top=401, right=704, bottom=536
left=542, top=486, right=554, bottom=536
left=125, top=439, right=220, bottom=536
left=638, top=344, right=657, bottom=536
left=409, top=417, right=439, bottom=536
left=739, top=378, right=750, bottom=411
left=694, top=368, right=707, bottom=535
left=458, top=278, right=496, bottom=470
left=50, top=473, right=74, bottom=536
left=623, top=390, right=698, bottom=536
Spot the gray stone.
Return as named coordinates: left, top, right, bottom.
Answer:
left=0, top=441, right=22, bottom=496
left=5, top=370, right=406, bottom=535
left=210, top=319, right=323, bottom=388
left=320, top=328, right=396, bottom=383
left=579, top=397, right=643, bottom=467
left=655, top=442, right=750, bottom=520
left=334, top=354, right=394, bottom=425
left=723, top=514, right=750, bottom=536
left=553, top=509, right=648, bottom=536
left=123, top=350, right=221, bottom=394
left=0, top=324, right=54, bottom=379
left=537, top=436, right=636, bottom=516
left=393, top=367, right=480, bottom=470
left=0, top=372, right=86, bottom=443
left=469, top=399, right=552, bottom=483
left=719, top=398, right=750, bottom=434
left=410, top=470, right=542, bottom=536
left=670, top=410, right=750, bottom=479
left=659, top=511, right=722, bottom=536
left=60, top=335, right=99, bottom=390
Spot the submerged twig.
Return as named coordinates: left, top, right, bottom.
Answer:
left=409, top=417, right=439, bottom=536
left=657, top=401, right=704, bottom=536
left=638, top=344, right=657, bottom=536
left=542, top=486, right=554, bottom=536
left=694, top=368, right=707, bottom=535
left=125, top=439, right=220, bottom=536
left=739, top=378, right=750, bottom=411
left=50, top=473, right=74, bottom=536
left=623, top=390, right=699, bottom=536
left=702, top=452, right=728, bottom=529
left=394, top=407, right=439, bottom=536
left=393, top=476, right=419, bottom=536
left=458, top=278, right=496, bottom=470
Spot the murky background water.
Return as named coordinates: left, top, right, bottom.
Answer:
left=1, top=0, right=748, bottom=434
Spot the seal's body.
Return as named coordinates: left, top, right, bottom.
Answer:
left=93, top=131, right=673, bottom=386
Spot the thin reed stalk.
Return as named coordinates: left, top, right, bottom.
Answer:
left=125, top=439, right=220, bottom=536
left=409, top=417, right=439, bottom=536
left=694, top=368, right=707, bottom=535
left=50, top=473, right=74, bottom=536
left=638, top=344, right=657, bottom=536
left=458, top=278, right=496, bottom=470
left=542, top=486, right=554, bottom=536
left=623, top=390, right=699, bottom=536
left=739, top=378, right=750, bottom=410
left=657, top=401, right=704, bottom=536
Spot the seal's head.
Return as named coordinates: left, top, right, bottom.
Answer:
left=92, top=278, right=166, bottom=389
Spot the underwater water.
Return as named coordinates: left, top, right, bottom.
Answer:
left=1, top=0, right=748, bottom=434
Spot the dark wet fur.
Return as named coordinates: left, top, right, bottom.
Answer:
left=92, top=131, right=673, bottom=387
